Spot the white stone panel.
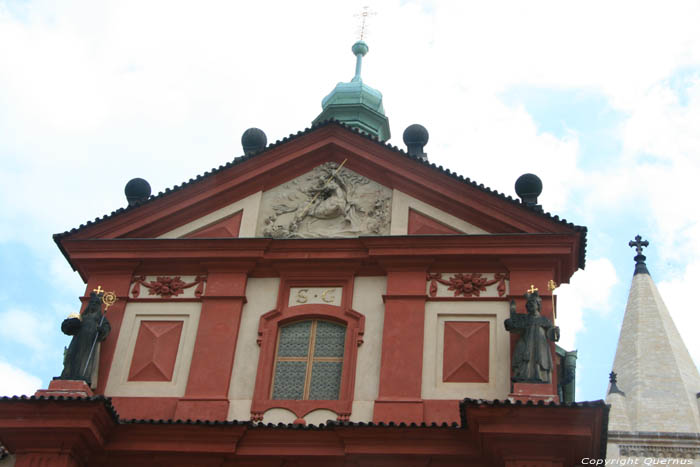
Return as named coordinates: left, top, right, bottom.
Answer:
left=261, top=408, right=296, bottom=424
left=228, top=399, right=252, bottom=422
left=227, top=278, right=280, bottom=419
left=158, top=191, right=262, bottom=238
left=350, top=276, right=386, bottom=419
left=304, top=409, right=338, bottom=425
left=288, top=287, right=343, bottom=307
left=104, top=302, right=200, bottom=397
left=421, top=301, right=510, bottom=400
left=349, top=401, right=374, bottom=423
left=389, top=189, right=489, bottom=235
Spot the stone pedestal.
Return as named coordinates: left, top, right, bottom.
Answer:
left=508, top=383, right=559, bottom=404
left=35, top=380, right=94, bottom=398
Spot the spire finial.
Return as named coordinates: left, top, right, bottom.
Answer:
left=629, top=235, right=649, bottom=255
left=628, top=235, right=650, bottom=275
left=354, top=6, right=377, bottom=41
left=351, top=6, right=375, bottom=82
left=608, top=371, right=626, bottom=396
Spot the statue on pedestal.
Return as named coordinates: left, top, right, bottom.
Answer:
left=504, top=287, right=559, bottom=383
left=59, top=290, right=112, bottom=384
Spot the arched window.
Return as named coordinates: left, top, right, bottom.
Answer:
left=271, top=320, right=346, bottom=400
left=251, top=279, right=364, bottom=422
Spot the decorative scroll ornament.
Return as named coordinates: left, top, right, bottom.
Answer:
left=258, top=162, right=392, bottom=239
left=426, top=272, right=508, bottom=297
left=130, top=275, right=206, bottom=298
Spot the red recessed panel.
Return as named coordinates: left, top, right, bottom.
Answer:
left=407, top=209, right=461, bottom=235
left=128, top=321, right=184, bottom=382
left=185, top=210, right=242, bottom=238
left=443, top=321, right=489, bottom=383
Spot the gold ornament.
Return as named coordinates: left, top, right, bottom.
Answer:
left=102, top=291, right=117, bottom=310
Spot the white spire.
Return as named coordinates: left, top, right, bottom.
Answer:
left=606, top=238, right=700, bottom=433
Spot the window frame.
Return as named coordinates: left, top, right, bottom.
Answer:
left=251, top=275, right=364, bottom=422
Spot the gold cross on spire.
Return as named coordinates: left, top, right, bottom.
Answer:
left=527, top=284, right=538, bottom=294
left=93, top=285, right=104, bottom=294
left=354, top=6, right=377, bottom=41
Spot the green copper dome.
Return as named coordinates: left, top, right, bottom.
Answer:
left=312, top=41, right=391, bottom=141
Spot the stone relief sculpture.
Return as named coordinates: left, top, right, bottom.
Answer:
left=258, top=162, right=392, bottom=238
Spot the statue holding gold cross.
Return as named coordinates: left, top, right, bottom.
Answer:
left=504, top=288, right=559, bottom=383
left=58, top=288, right=113, bottom=384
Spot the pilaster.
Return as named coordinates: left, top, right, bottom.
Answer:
left=374, top=264, right=429, bottom=423
left=174, top=263, right=252, bottom=420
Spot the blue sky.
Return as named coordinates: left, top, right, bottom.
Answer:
left=1, top=0, right=700, bottom=403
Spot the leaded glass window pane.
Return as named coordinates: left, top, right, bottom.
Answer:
left=270, top=319, right=346, bottom=400
left=272, top=361, right=307, bottom=399
left=313, top=321, right=346, bottom=357
left=308, top=361, right=343, bottom=400
left=277, top=321, right=311, bottom=357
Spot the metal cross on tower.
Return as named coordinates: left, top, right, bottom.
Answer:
left=628, top=235, right=649, bottom=256
left=354, top=6, right=377, bottom=41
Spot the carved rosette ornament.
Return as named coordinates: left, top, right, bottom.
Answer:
left=257, top=162, right=392, bottom=239
left=426, top=272, right=508, bottom=297
left=130, top=275, right=206, bottom=298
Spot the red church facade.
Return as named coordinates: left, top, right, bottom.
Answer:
left=0, top=122, right=606, bottom=466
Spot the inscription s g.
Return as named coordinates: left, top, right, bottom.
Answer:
left=295, top=288, right=309, bottom=304
left=294, top=288, right=337, bottom=304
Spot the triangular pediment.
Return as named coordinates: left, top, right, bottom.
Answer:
left=407, top=209, right=461, bottom=235
left=58, top=122, right=582, bottom=244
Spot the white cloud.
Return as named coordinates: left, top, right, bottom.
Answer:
left=0, top=360, right=42, bottom=397
left=556, top=258, right=619, bottom=349
left=0, top=309, right=54, bottom=353
left=657, top=262, right=700, bottom=369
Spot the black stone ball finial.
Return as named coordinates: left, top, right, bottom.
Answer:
left=403, top=124, right=429, bottom=160
left=629, top=235, right=650, bottom=276
left=241, top=128, right=267, bottom=156
left=124, top=178, right=151, bottom=207
left=514, top=173, right=543, bottom=207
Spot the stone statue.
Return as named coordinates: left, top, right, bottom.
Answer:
left=504, top=290, right=559, bottom=383
left=59, top=291, right=111, bottom=384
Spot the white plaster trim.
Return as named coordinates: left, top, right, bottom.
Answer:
left=228, top=399, right=253, bottom=422
left=349, top=401, right=374, bottom=423
left=389, top=189, right=489, bottom=235
left=304, top=409, right=338, bottom=425
left=104, top=302, right=201, bottom=397
left=421, top=301, right=510, bottom=400
left=158, top=191, right=263, bottom=238
left=262, top=407, right=296, bottom=424
left=227, top=278, right=280, bottom=416
left=351, top=277, right=386, bottom=405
